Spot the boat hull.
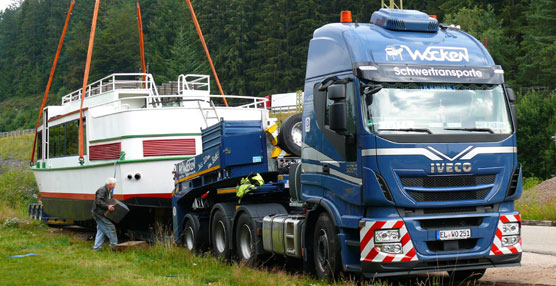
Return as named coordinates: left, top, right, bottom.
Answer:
left=33, top=158, right=183, bottom=222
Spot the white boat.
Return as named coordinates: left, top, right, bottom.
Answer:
left=31, top=73, right=270, bottom=226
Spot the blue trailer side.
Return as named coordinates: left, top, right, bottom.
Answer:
left=173, top=8, right=522, bottom=281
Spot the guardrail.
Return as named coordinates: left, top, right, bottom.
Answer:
left=0, top=129, right=34, bottom=138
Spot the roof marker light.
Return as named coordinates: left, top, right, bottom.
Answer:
left=359, top=66, right=378, bottom=71
left=341, top=11, right=352, bottom=23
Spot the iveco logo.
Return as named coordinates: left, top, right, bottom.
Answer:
left=430, top=162, right=472, bottom=174
left=385, top=44, right=470, bottom=62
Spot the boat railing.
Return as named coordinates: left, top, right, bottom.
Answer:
left=86, top=94, right=269, bottom=113
left=177, top=74, right=210, bottom=95
left=61, top=73, right=160, bottom=105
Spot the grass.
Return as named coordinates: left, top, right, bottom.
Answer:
left=516, top=177, right=556, bottom=221
left=0, top=208, right=386, bottom=286
left=0, top=133, right=34, bottom=161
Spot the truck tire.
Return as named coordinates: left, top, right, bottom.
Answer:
left=235, top=212, right=259, bottom=266
left=278, top=113, right=302, bottom=156
left=211, top=210, right=231, bottom=259
left=448, top=269, right=486, bottom=281
left=313, top=212, right=341, bottom=281
left=289, top=163, right=302, bottom=201
left=183, top=216, right=206, bottom=253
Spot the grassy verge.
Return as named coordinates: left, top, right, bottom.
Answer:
left=0, top=209, right=384, bottom=286
left=515, top=177, right=556, bottom=221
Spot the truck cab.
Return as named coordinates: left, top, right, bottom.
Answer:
left=302, top=8, right=521, bottom=278
left=172, top=8, right=522, bottom=281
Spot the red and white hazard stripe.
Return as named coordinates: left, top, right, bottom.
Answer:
left=360, top=220, right=418, bottom=263
left=490, top=214, right=522, bottom=255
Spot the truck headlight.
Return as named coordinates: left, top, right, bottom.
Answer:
left=374, top=229, right=400, bottom=243
left=501, top=222, right=520, bottom=235
left=501, top=235, right=520, bottom=247
left=376, top=243, right=403, bottom=254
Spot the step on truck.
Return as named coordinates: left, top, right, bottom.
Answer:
left=172, top=8, right=522, bottom=281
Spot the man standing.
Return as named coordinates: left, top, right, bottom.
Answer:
left=92, top=177, right=118, bottom=250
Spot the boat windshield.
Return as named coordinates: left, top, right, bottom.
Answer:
left=364, top=83, right=513, bottom=135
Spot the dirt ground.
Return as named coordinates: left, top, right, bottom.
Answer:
left=522, top=177, right=556, bottom=205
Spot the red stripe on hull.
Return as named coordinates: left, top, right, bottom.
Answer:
left=40, top=192, right=172, bottom=200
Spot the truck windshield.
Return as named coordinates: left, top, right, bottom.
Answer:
left=365, top=83, right=512, bottom=135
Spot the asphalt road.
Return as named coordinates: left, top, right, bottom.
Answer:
left=480, top=225, right=556, bottom=285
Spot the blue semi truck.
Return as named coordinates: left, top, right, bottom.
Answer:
left=172, top=8, right=522, bottom=280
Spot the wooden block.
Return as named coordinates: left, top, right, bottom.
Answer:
left=113, top=241, right=148, bottom=251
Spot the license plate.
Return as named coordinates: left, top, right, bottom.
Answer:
left=436, top=229, right=471, bottom=240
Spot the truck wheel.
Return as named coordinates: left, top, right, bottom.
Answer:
left=235, top=213, right=259, bottom=266
left=211, top=211, right=231, bottom=259
left=37, top=205, right=42, bottom=221
left=448, top=269, right=486, bottom=281
left=313, top=212, right=341, bottom=281
left=278, top=113, right=302, bottom=156
left=28, top=205, right=33, bottom=218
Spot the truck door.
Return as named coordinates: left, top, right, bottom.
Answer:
left=309, top=77, right=362, bottom=206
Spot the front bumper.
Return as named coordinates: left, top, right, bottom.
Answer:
left=362, top=252, right=521, bottom=278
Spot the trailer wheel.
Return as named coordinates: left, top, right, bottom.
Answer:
left=235, top=213, right=259, bottom=266
left=448, top=269, right=486, bottom=281
left=28, top=205, right=33, bottom=219
left=37, top=205, right=42, bottom=221
left=313, top=212, right=341, bottom=281
left=211, top=211, right=231, bottom=259
left=278, top=113, right=302, bottom=156
left=183, top=217, right=205, bottom=253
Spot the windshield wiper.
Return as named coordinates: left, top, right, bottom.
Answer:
left=444, top=127, right=495, bottom=134
left=378, top=128, right=432, bottom=134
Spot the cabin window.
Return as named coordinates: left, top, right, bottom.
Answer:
left=48, top=119, right=86, bottom=158
left=36, top=131, right=42, bottom=161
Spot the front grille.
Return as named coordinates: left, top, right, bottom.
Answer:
left=419, top=217, right=483, bottom=230
left=401, top=175, right=495, bottom=188
left=400, top=204, right=498, bottom=217
left=427, top=239, right=478, bottom=252
left=407, top=188, right=490, bottom=202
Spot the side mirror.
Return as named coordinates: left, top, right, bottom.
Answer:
left=327, top=84, right=346, bottom=100
left=506, top=87, right=516, bottom=103
left=327, top=84, right=347, bottom=133
left=510, top=104, right=518, bottom=131
left=329, top=101, right=347, bottom=132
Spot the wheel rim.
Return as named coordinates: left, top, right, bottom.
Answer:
left=239, top=224, right=253, bottom=260
left=291, top=122, right=302, bottom=149
left=316, top=229, right=329, bottom=272
left=214, top=220, right=227, bottom=253
left=185, top=226, right=195, bottom=251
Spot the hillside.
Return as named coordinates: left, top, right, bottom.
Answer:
left=1, top=0, right=555, bottom=132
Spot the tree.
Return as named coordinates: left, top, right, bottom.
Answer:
left=518, top=0, right=556, bottom=89
left=444, top=6, right=519, bottom=83
left=516, top=90, right=556, bottom=178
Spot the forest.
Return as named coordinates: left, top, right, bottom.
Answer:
left=0, top=0, right=555, bottom=178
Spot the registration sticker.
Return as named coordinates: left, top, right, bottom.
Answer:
left=436, top=229, right=471, bottom=240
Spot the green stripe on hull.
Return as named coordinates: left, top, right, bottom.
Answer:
left=30, top=156, right=192, bottom=171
